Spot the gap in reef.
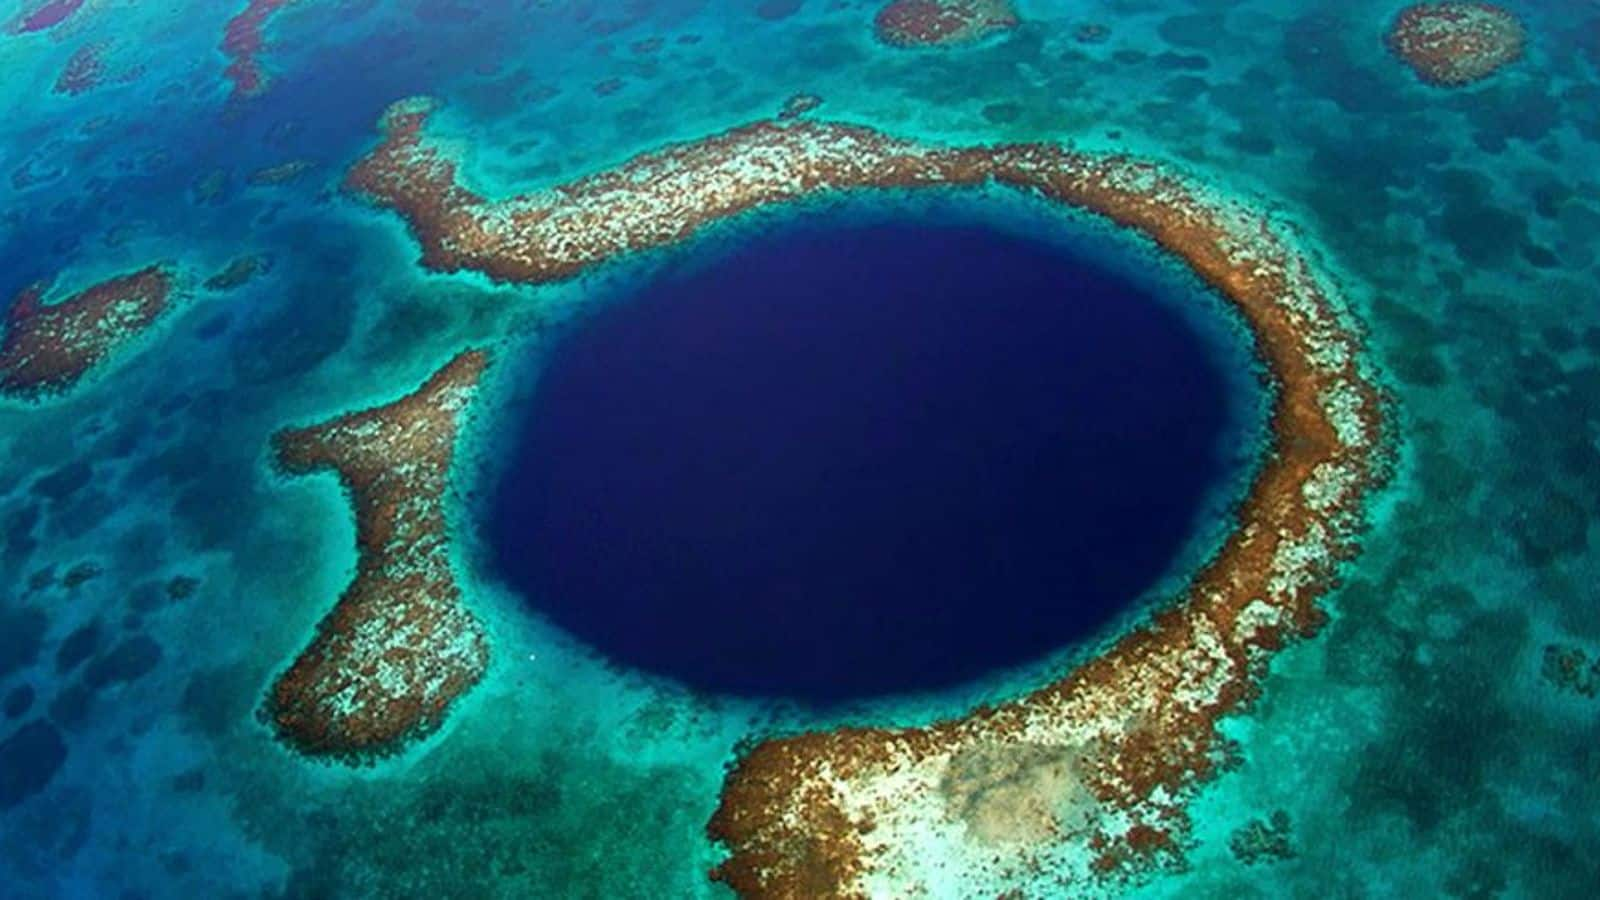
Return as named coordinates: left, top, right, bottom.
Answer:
left=482, top=210, right=1259, bottom=705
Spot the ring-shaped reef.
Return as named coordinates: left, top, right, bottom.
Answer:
left=286, top=97, right=1393, bottom=891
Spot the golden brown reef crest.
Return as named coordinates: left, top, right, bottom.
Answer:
left=345, top=101, right=1391, bottom=891
left=266, top=350, right=490, bottom=762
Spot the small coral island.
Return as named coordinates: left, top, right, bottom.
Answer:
left=266, top=350, right=490, bottom=761
left=873, top=0, right=1018, bottom=48
left=1387, top=3, right=1526, bottom=87
left=343, top=98, right=1392, bottom=890
left=0, top=266, right=177, bottom=401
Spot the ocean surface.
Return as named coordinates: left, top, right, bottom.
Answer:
left=1, top=0, right=1597, bottom=897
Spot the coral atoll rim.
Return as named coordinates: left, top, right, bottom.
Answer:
left=341, top=99, right=1391, bottom=891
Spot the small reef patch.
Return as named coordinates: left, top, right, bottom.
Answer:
left=221, top=0, right=302, bottom=100
left=0, top=265, right=177, bottom=401
left=7, top=0, right=87, bottom=35
left=1387, top=3, right=1525, bottom=87
left=873, top=0, right=1018, bottom=48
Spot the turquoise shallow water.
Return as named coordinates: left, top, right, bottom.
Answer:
left=0, top=0, right=1597, bottom=897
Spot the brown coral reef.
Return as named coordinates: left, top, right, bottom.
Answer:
left=873, top=0, right=1018, bottom=48
left=221, top=0, right=301, bottom=100
left=345, top=100, right=1389, bottom=892
left=1, top=265, right=176, bottom=400
left=266, top=350, right=490, bottom=761
left=1387, top=3, right=1525, bottom=87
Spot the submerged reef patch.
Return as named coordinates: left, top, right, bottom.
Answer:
left=873, top=0, right=1018, bottom=48
left=202, top=253, right=273, bottom=292
left=0, top=265, right=177, bottom=401
left=346, top=101, right=1389, bottom=891
left=54, top=42, right=105, bottom=95
left=777, top=92, right=824, bottom=120
left=265, top=350, right=489, bottom=762
left=1541, top=643, right=1599, bottom=699
left=1229, top=810, right=1295, bottom=865
left=221, top=0, right=301, bottom=100
left=6, top=0, right=86, bottom=35
left=1387, top=3, right=1525, bottom=87
left=51, top=39, right=140, bottom=96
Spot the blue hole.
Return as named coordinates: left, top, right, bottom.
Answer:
left=487, top=217, right=1248, bottom=704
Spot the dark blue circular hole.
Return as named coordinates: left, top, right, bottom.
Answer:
left=486, top=218, right=1243, bottom=703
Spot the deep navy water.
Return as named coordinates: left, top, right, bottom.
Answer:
left=487, top=221, right=1239, bottom=702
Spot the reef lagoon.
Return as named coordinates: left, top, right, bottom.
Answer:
left=0, top=1, right=1596, bottom=897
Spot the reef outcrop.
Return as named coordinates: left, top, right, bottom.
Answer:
left=202, top=254, right=272, bottom=292
left=7, top=0, right=86, bottom=35
left=1, top=266, right=177, bottom=400
left=777, top=92, right=824, bottom=120
left=266, top=350, right=490, bottom=761
left=873, top=0, right=1018, bottom=47
left=54, top=43, right=105, bottom=95
left=1387, top=3, right=1525, bottom=86
left=221, top=0, right=300, bottom=99
left=346, top=100, right=1390, bottom=891
left=1542, top=643, right=1599, bottom=699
